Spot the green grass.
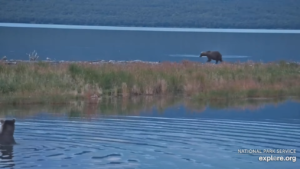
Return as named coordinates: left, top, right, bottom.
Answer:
left=0, top=60, right=300, bottom=103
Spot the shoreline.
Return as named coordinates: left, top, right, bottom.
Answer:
left=2, top=59, right=300, bottom=66
left=0, top=60, right=299, bottom=104
left=1, top=59, right=160, bottom=65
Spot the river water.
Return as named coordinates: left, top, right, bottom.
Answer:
left=0, top=96, right=299, bottom=169
left=0, top=23, right=299, bottom=168
left=0, top=23, right=300, bottom=62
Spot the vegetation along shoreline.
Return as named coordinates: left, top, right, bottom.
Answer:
left=0, top=60, right=299, bottom=104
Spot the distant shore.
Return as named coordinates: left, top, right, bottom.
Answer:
left=1, top=0, right=300, bottom=29
left=0, top=60, right=299, bottom=104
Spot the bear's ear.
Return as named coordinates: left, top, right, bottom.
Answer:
left=0, top=119, right=4, bottom=124
left=12, top=119, right=15, bottom=122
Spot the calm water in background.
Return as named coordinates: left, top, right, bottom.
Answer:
left=0, top=23, right=300, bottom=62
left=0, top=97, right=299, bottom=169
left=0, top=23, right=300, bottom=168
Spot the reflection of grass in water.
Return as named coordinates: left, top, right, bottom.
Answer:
left=195, top=88, right=300, bottom=100
left=68, top=109, right=82, bottom=118
left=207, top=97, right=287, bottom=110
left=1, top=96, right=299, bottom=118
left=0, top=104, right=71, bottom=118
left=0, top=95, right=78, bottom=105
left=0, top=60, right=300, bottom=103
left=183, top=98, right=207, bottom=113
left=187, top=96, right=300, bottom=112
left=98, top=95, right=182, bottom=115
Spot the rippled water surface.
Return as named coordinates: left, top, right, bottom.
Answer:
left=0, top=97, right=299, bottom=169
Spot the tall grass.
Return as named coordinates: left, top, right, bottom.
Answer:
left=0, top=60, right=299, bottom=102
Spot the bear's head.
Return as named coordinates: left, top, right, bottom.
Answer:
left=0, top=119, right=15, bottom=136
left=200, top=51, right=211, bottom=57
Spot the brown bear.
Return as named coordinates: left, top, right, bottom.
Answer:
left=200, top=51, right=223, bottom=64
left=0, top=119, right=16, bottom=145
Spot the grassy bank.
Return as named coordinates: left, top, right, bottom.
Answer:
left=0, top=60, right=299, bottom=103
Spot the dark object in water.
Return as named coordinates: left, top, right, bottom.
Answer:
left=0, top=119, right=16, bottom=145
left=200, top=51, right=223, bottom=64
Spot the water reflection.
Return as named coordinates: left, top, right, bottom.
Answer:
left=0, top=96, right=298, bottom=119
left=0, top=96, right=299, bottom=169
left=0, top=145, right=15, bottom=168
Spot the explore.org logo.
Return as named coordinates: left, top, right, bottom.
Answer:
left=259, top=155, right=296, bottom=162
